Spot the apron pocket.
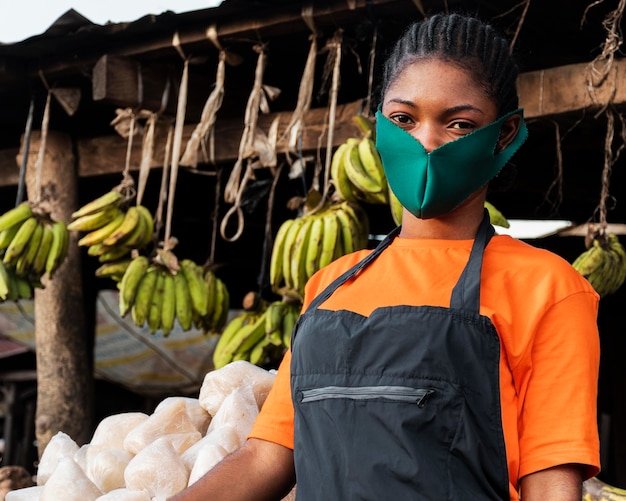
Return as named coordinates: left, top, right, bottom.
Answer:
left=300, top=385, right=434, bottom=407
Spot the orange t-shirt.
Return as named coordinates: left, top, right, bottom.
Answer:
left=249, top=234, right=601, bottom=500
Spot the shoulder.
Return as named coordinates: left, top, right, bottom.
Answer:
left=486, top=235, right=596, bottom=296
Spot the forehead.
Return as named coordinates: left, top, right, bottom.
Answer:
left=385, top=58, right=494, bottom=109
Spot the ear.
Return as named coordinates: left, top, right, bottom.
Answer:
left=496, top=113, right=523, bottom=152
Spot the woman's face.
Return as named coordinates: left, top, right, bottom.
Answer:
left=381, top=59, right=499, bottom=153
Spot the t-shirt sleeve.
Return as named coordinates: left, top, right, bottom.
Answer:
left=247, top=349, right=295, bottom=449
left=516, top=290, right=600, bottom=480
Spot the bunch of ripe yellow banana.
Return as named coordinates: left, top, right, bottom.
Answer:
left=213, top=293, right=301, bottom=369
left=115, top=255, right=229, bottom=336
left=330, top=136, right=388, bottom=205
left=269, top=200, right=369, bottom=300
left=0, top=201, right=69, bottom=300
left=68, top=189, right=154, bottom=264
left=572, top=232, right=626, bottom=297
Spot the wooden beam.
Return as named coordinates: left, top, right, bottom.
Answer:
left=2, top=58, right=626, bottom=188
left=518, top=58, right=626, bottom=118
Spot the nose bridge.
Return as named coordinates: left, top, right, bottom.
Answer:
left=412, top=120, right=439, bottom=153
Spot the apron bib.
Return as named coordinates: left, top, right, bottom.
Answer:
left=291, top=213, right=509, bottom=500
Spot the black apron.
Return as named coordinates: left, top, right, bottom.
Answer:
left=290, top=213, right=510, bottom=500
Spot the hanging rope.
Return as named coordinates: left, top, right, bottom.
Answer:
left=16, top=97, right=35, bottom=207
left=33, top=90, right=52, bottom=207
left=136, top=78, right=171, bottom=206
left=164, top=38, right=190, bottom=244
left=180, top=49, right=227, bottom=167
left=155, top=123, right=174, bottom=241
left=315, top=29, right=343, bottom=207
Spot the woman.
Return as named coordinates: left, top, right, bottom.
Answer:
left=171, top=12, right=600, bottom=501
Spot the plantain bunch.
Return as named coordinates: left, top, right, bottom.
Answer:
left=269, top=200, right=369, bottom=301
left=572, top=232, right=626, bottom=297
left=68, top=189, right=154, bottom=264
left=113, top=254, right=229, bottom=336
left=212, top=292, right=301, bottom=369
left=0, top=201, right=69, bottom=302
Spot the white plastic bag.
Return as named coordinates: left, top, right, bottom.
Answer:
left=124, top=437, right=188, bottom=499
left=198, top=361, right=275, bottom=416
left=36, top=432, right=80, bottom=486
left=39, top=457, right=102, bottom=501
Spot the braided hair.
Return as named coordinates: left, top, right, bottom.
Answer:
left=380, top=13, right=520, bottom=116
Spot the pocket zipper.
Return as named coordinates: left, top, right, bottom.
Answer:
left=301, top=386, right=434, bottom=407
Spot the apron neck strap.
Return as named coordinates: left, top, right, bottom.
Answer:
left=305, top=225, right=401, bottom=312
left=449, top=209, right=494, bottom=312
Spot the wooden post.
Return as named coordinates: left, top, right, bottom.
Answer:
left=20, top=130, right=94, bottom=457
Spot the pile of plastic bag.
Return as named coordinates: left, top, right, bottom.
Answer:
left=6, top=361, right=279, bottom=501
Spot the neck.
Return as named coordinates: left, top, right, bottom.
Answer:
left=399, top=191, right=487, bottom=240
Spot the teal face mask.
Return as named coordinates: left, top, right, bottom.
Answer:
left=375, top=108, right=528, bottom=219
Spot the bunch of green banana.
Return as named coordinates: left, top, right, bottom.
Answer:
left=0, top=202, right=70, bottom=294
left=69, top=189, right=154, bottom=264
left=115, top=255, right=230, bottom=336
left=269, top=200, right=369, bottom=300
left=0, top=259, right=34, bottom=302
left=572, top=232, right=626, bottom=297
left=212, top=294, right=301, bottom=369
left=330, top=135, right=388, bottom=205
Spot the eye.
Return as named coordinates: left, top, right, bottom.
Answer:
left=448, top=120, right=476, bottom=132
left=389, top=113, right=414, bottom=126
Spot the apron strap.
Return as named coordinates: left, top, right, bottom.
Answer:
left=449, top=210, right=495, bottom=313
left=304, top=225, right=402, bottom=313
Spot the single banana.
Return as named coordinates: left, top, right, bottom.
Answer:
left=118, top=255, right=150, bottom=317
left=113, top=206, right=147, bottom=248
left=304, top=215, right=324, bottom=280
left=147, top=269, right=166, bottom=334
left=67, top=206, right=120, bottom=232
left=213, top=313, right=247, bottom=368
left=204, top=270, right=218, bottom=322
left=77, top=208, right=125, bottom=247
left=352, top=114, right=375, bottom=137
left=98, top=245, right=132, bottom=263
left=265, top=300, right=287, bottom=346
left=0, top=223, right=21, bottom=251
left=389, top=185, right=404, bottom=226
left=280, top=217, right=306, bottom=292
left=281, top=302, right=301, bottom=349
left=180, top=259, right=209, bottom=316
left=102, top=206, right=141, bottom=247
left=248, top=336, right=272, bottom=366
left=31, top=223, right=54, bottom=276
left=211, top=276, right=230, bottom=332
left=330, top=142, right=358, bottom=203
left=72, top=190, right=123, bottom=219
left=0, top=259, right=9, bottom=300
left=15, top=220, right=43, bottom=277
left=318, top=211, right=341, bottom=268
left=3, top=216, right=39, bottom=267
left=0, top=202, right=33, bottom=234
left=135, top=205, right=155, bottom=248
left=45, top=220, right=69, bottom=278
left=15, top=274, right=33, bottom=301
left=95, top=259, right=132, bottom=280
left=269, top=218, right=294, bottom=292
left=343, top=140, right=384, bottom=196
left=339, top=201, right=369, bottom=250
left=357, top=136, right=386, bottom=193
left=130, top=265, right=159, bottom=327
left=289, top=216, right=314, bottom=297
left=227, top=313, right=267, bottom=363
left=174, top=271, right=193, bottom=331
left=160, top=270, right=177, bottom=336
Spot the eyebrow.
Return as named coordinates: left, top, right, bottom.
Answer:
left=384, top=99, right=486, bottom=115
